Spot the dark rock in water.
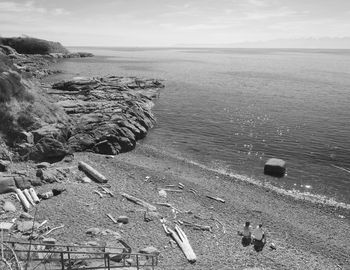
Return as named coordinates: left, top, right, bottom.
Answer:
left=264, top=158, right=286, bottom=177
left=29, top=137, right=70, bottom=162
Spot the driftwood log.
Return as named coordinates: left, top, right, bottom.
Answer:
left=29, top=188, right=40, bottom=203
left=121, top=193, right=157, bottom=211
left=15, top=189, right=31, bottom=211
left=166, top=224, right=197, bottom=263
left=206, top=195, right=225, bottom=203
left=78, top=161, right=107, bottom=183
left=23, top=189, right=35, bottom=206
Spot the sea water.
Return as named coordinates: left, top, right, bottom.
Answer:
left=49, top=47, right=350, bottom=208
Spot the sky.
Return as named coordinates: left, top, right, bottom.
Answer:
left=0, top=0, right=349, bottom=47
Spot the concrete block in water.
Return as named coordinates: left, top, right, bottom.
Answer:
left=264, top=158, right=286, bottom=177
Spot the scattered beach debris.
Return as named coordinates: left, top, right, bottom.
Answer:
left=189, top=188, right=197, bottom=195
left=78, top=161, right=107, bottom=183
left=159, top=188, right=183, bottom=193
left=270, top=243, right=277, bottom=250
left=100, top=186, right=114, bottom=197
left=93, top=190, right=104, bottom=198
left=43, top=224, right=65, bottom=236
left=121, top=192, right=157, bottom=212
left=206, top=195, right=225, bottom=203
left=163, top=224, right=197, bottom=263
left=156, top=202, right=182, bottom=213
left=158, top=189, right=167, bottom=198
left=107, top=213, right=118, bottom=224
left=178, top=220, right=212, bottom=232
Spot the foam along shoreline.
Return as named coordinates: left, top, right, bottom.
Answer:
left=141, top=144, right=350, bottom=211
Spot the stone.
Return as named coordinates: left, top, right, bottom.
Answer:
left=86, top=228, right=101, bottom=236
left=36, top=169, right=58, bottom=183
left=264, top=158, right=286, bottom=177
left=17, top=221, right=40, bottom=233
left=36, top=162, right=50, bottom=169
left=20, top=212, right=34, bottom=220
left=0, top=160, right=10, bottom=172
left=14, top=176, right=31, bottom=189
left=144, top=211, right=160, bottom=222
left=29, top=137, right=70, bottom=162
left=81, top=176, right=92, bottom=183
left=139, top=246, right=160, bottom=256
left=0, top=177, right=16, bottom=194
left=3, top=201, right=16, bottom=212
left=117, top=216, right=129, bottom=224
left=93, top=140, right=117, bottom=155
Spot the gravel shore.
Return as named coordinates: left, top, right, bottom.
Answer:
left=15, top=142, right=349, bottom=270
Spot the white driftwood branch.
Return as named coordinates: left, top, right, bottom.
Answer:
left=43, top=225, right=64, bottom=236
left=107, top=214, right=117, bottom=224
left=121, top=193, right=157, bottom=211
left=93, top=190, right=103, bottom=198
left=166, top=225, right=196, bottom=263
left=206, top=195, right=225, bottom=203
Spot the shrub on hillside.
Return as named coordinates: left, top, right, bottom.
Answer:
left=0, top=36, right=69, bottom=55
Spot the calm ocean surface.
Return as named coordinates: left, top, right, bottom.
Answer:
left=50, top=47, right=350, bottom=207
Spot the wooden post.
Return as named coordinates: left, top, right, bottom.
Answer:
left=67, top=246, right=71, bottom=267
left=60, top=252, right=64, bottom=270
left=107, top=253, right=111, bottom=270
left=136, top=254, right=139, bottom=270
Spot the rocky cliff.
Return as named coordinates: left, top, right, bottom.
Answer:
left=0, top=39, right=164, bottom=163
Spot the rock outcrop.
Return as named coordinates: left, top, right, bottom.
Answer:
left=51, top=76, right=163, bottom=155
left=0, top=37, right=164, bottom=162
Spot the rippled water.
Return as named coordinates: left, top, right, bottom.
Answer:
left=49, top=47, right=350, bottom=207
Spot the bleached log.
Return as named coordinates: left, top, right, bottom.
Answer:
left=100, top=186, right=114, bottom=197
left=93, top=190, right=103, bottom=198
left=181, top=220, right=211, bottom=231
left=23, top=189, right=35, bottom=206
left=107, top=214, right=117, bottom=224
left=15, top=189, right=31, bottom=211
left=206, top=195, right=225, bottom=203
left=121, top=193, right=157, bottom=211
left=166, top=225, right=196, bottom=263
left=29, top=188, right=40, bottom=203
left=156, top=202, right=182, bottom=213
left=78, top=161, right=107, bottom=183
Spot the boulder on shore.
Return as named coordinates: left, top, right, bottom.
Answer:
left=264, top=158, right=286, bottom=177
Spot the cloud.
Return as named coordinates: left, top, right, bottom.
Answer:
left=0, top=1, right=70, bottom=16
left=52, top=8, right=70, bottom=16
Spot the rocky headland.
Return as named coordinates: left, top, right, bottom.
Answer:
left=0, top=37, right=164, bottom=164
